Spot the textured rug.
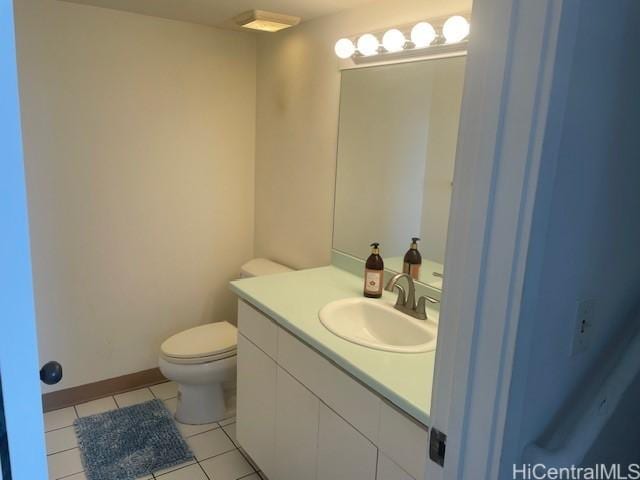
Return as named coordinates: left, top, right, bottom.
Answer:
left=74, top=399, right=193, bottom=480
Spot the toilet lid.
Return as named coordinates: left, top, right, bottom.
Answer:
left=161, top=322, right=237, bottom=360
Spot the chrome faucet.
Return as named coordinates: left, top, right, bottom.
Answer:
left=384, top=272, right=440, bottom=321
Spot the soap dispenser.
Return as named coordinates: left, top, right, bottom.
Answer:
left=403, top=237, right=422, bottom=280
left=364, top=242, right=384, bottom=298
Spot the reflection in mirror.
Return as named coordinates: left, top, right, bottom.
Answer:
left=332, top=55, right=466, bottom=291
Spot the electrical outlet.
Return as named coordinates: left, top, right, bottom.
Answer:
left=571, top=299, right=595, bottom=356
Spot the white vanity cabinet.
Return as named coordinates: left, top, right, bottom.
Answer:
left=236, top=300, right=427, bottom=480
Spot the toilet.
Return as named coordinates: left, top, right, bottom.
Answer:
left=159, top=258, right=292, bottom=425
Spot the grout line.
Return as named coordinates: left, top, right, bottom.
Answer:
left=113, top=395, right=121, bottom=409
left=194, top=445, right=238, bottom=464
left=57, top=467, right=84, bottom=479
left=183, top=425, right=220, bottom=439
left=45, top=424, right=76, bottom=434
left=196, top=460, right=212, bottom=480
left=72, top=405, right=80, bottom=419
left=47, top=446, right=79, bottom=457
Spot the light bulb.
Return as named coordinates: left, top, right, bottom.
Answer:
left=382, top=29, right=406, bottom=52
left=334, top=38, right=356, bottom=59
left=411, top=22, right=436, bottom=48
left=443, top=16, right=470, bottom=44
left=357, top=33, right=379, bottom=56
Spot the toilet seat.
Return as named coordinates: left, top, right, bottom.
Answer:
left=161, top=322, right=237, bottom=365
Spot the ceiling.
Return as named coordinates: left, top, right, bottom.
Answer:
left=60, top=0, right=378, bottom=30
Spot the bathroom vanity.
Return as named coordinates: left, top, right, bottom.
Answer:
left=229, top=44, right=465, bottom=480
left=230, top=266, right=438, bottom=480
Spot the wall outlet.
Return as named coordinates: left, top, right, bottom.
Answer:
left=571, top=299, right=595, bottom=356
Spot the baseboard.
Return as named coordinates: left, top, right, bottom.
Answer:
left=42, top=368, right=167, bottom=413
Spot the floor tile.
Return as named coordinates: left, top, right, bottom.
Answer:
left=199, top=450, right=254, bottom=480
left=222, top=422, right=237, bottom=446
left=177, top=419, right=219, bottom=438
left=47, top=447, right=83, bottom=479
left=44, top=407, right=77, bottom=432
left=153, top=459, right=196, bottom=477
left=150, top=381, right=178, bottom=400
left=46, top=425, right=78, bottom=455
left=164, top=397, right=178, bottom=415
left=219, top=416, right=236, bottom=427
left=155, top=463, right=208, bottom=479
left=114, top=388, right=154, bottom=408
left=61, top=472, right=87, bottom=480
left=75, top=396, right=118, bottom=417
left=186, top=428, right=235, bottom=461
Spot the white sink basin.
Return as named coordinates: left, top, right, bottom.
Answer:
left=318, top=298, right=437, bottom=353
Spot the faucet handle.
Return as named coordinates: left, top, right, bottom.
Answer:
left=415, top=295, right=440, bottom=321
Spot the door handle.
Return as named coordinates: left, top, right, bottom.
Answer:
left=39, top=361, right=63, bottom=385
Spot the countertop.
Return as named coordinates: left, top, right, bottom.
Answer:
left=230, top=265, right=437, bottom=425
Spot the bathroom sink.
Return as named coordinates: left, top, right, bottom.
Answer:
left=318, top=298, right=437, bottom=353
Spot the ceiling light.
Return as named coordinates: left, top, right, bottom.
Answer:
left=411, top=22, right=436, bottom=48
left=357, top=34, right=379, bottom=56
left=382, top=29, right=406, bottom=52
left=442, top=16, right=470, bottom=44
left=335, top=38, right=356, bottom=59
left=234, top=10, right=301, bottom=32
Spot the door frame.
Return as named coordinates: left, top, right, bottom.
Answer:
left=427, top=0, right=581, bottom=478
left=0, top=1, right=48, bottom=478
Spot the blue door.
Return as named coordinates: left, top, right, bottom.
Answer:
left=0, top=1, right=48, bottom=478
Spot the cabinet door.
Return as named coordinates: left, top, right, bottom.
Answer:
left=377, top=454, right=415, bottom=480
left=317, top=403, right=377, bottom=480
left=275, top=367, right=320, bottom=480
left=236, top=334, right=277, bottom=478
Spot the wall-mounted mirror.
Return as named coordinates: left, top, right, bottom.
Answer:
left=332, top=55, right=466, bottom=291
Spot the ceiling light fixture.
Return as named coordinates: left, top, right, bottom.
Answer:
left=234, top=10, right=301, bottom=32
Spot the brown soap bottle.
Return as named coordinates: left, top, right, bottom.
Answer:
left=364, top=243, right=384, bottom=298
left=403, top=237, right=422, bottom=280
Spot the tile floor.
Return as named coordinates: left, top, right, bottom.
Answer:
left=44, top=382, right=265, bottom=480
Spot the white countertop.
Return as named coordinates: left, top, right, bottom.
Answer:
left=230, top=265, right=437, bottom=425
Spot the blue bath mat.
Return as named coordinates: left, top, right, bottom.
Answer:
left=74, top=399, right=193, bottom=480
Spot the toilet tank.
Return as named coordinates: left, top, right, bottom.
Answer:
left=240, top=258, right=292, bottom=278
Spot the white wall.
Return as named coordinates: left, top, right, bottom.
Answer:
left=254, top=0, right=472, bottom=269
left=501, top=0, right=640, bottom=468
left=15, top=0, right=257, bottom=392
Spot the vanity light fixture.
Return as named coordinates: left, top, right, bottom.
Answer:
left=234, top=10, right=301, bottom=32
left=356, top=33, right=380, bottom=56
left=382, top=29, right=406, bottom=53
left=442, top=15, right=470, bottom=43
left=334, top=14, right=470, bottom=62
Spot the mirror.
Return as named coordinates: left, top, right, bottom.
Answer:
left=332, top=55, right=466, bottom=291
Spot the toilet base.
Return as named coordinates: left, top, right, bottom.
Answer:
left=158, top=354, right=237, bottom=425
left=175, top=383, right=226, bottom=425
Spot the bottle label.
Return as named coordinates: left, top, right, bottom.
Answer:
left=365, top=270, right=383, bottom=294
left=409, top=264, right=421, bottom=281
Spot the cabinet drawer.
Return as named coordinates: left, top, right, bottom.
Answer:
left=237, top=300, right=278, bottom=359
left=277, top=328, right=381, bottom=442
left=378, top=402, right=428, bottom=480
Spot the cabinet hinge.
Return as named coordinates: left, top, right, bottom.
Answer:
left=429, top=427, right=447, bottom=467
